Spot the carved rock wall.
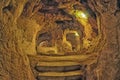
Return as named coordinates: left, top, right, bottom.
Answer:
left=0, top=0, right=120, bottom=80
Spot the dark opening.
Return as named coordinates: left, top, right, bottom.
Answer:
left=87, top=7, right=96, bottom=19
left=55, top=20, right=65, bottom=24
left=3, top=5, right=13, bottom=12
left=80, top=0, right=87, bottom=3
left=59, top=9, right=67, bottom=15
left=37, top=32, right=52, bottom=45
left=41, top=0, right=58, bottom=6
left=117, top=0, right=120, bottom=9
left=39, top=9, right=49, bottom=13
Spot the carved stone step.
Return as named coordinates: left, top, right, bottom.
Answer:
left=36, top=59, right=96, bottom=67
left=28, top=54, right=96, bottom=80
left=35, top=65, right=82, bottom=72
left=38, top=70, right=83, bottom=77
left=36, top=75, right=83, bottom=80
left=28, top=53, right=97, bottom=62
left=37, top=61, right=81, bottom=67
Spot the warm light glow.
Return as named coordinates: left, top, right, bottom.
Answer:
left=75, top=10, right=88, bottom=19
left=75, top=32, right=79, bottom=36
left=73, top=10, right=93, bottom=48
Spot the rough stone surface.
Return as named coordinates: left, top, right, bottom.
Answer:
left=0, top=0, right=120, bottom=80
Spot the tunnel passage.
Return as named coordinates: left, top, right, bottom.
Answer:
left=28, top=0, right=104, bottom=80
left=36, top=9, right=100, bottom=55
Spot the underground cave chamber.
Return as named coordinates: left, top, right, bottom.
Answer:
left=28, top=0, right=104, bottom=80
left=1, top=0, right=120, bottom=80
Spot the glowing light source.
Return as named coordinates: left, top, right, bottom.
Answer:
left=81, top=12, right=87, bottom=18
left=75, top=32, right=79, bottom=36
left=75, top=10, right=88, bottom=19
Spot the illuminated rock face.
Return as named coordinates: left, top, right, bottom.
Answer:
left=33, top=1, right=104, bottom=79
left=36, top=0, right=102, bottom=55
